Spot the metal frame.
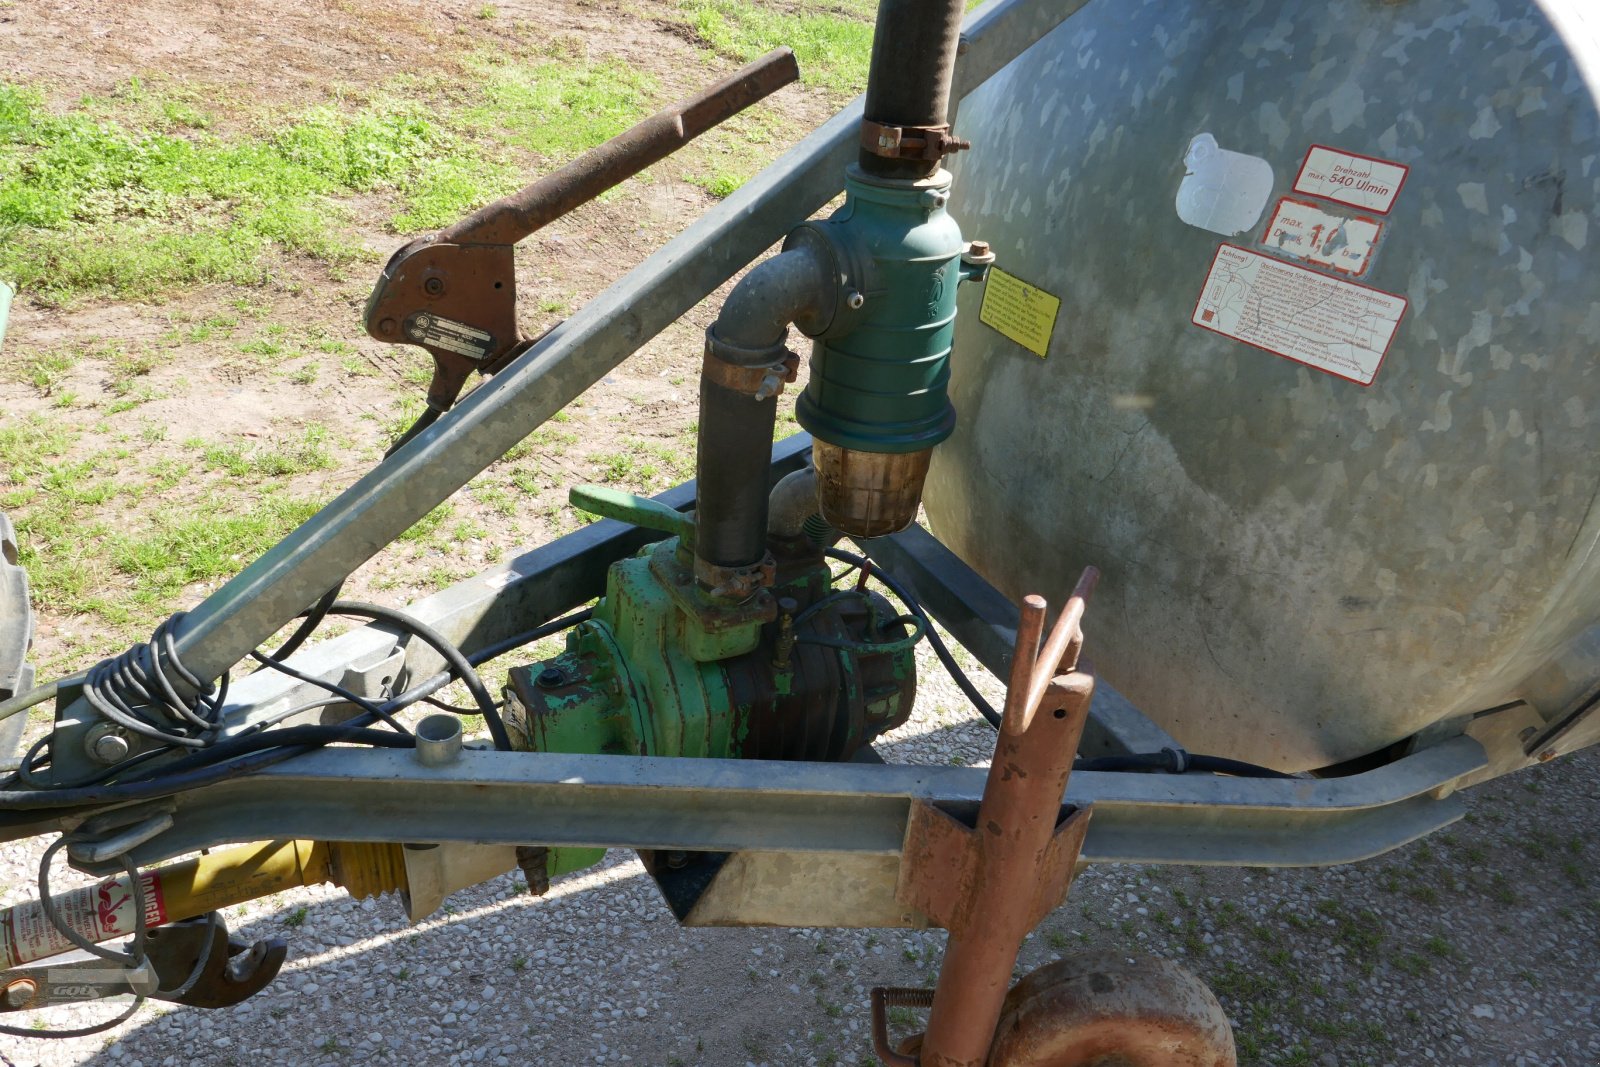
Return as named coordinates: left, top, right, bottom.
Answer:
left=2, top=434, right=1487, bottom=890
left=52, top=735, right=1484, bottom=877
left=14, top=0, right=1503, bottom=915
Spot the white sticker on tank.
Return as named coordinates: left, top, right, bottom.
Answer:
left=1192, top=244, right=1407, bottom=386
left=1261, top=197, right=1384, bottom=276
left=1292, top=145, right=1409, bottom=214
left=1175, top=133, right=1276, bottom=236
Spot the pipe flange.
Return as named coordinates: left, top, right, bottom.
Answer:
left=694, top=553, right=776, bottom=601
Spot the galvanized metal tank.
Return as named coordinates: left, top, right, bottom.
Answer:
left=930, top=0, right=1600, bottom=771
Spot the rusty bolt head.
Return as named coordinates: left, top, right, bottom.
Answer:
left=378, top=317, right=398, bottom=337
left=970, top=240, right=991, bottom=258
left=1538, top=748, right=1559, bottom=762
left=423, top=277, right=445, bottom=297
left=2, top=978, right=38, bottom=1010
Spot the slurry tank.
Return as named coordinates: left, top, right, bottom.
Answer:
left=930, top=0, right=1600, bottom=771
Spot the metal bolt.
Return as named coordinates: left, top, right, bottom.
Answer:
left=2, top=979, right=37, bottom=1010
left=1538, top=748, right=1558, bottom=762
left=377, top=317, right=398, bottom=337
left=844, top=288, right=865, bottom=310
left=754, top=371, right=784, bottom=401
left=423, top=277, right=445, bottom=296
left=664, top=850, right=689, bottom=870
left=535, top=666, right=566, bottom=689
left=87, top=730, right=130, bottom=765
left=969, top=240, right=991, bottom=258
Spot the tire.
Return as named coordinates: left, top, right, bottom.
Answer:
left=0, top=511, right=35, bottom=769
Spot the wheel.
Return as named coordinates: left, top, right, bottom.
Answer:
left=0, top=511, right=35, bottom=770
left=986, top=954, right=1236, bottom=1067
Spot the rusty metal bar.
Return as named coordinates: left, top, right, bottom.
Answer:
left=895, top=574, right=1100, bottom=1067
left=442, top=48, right=800, bottom=247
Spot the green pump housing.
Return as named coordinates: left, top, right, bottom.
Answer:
left=795, top=165, right=986, bottom=454
left=502, top=487, right=919, bottom=882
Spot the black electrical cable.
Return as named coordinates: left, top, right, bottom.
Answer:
left=313, top=600, right=508, bottom=750
left=0, top=725, right=420, bottom=812
left=260, top=583, right=343, bottom=665
left=246, top=650, right=409, bottom=734
left=81, top=613, right=230, bottom=749
left=464, top=608, right=594, bottom=668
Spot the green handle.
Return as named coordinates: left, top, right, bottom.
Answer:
left=569, top=485, right=693, bottom=541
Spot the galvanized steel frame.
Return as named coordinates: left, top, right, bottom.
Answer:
left=19, top=0, right=1492, bottom=883
left=77, top=735, right=1486, bottom=874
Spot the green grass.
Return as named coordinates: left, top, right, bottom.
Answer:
left=104, top=494, right=323, bottom=612
left=0, top=44, right=663, bottom=300
left=680, top=0, right=875, bottom=91
left=201, top=425, right=334, bottom=478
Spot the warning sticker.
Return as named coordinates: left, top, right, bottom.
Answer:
left=405, top=312, right=493, bottom=360
left=979, top=268, right=1060, bottom=358
left=0, top=870, right=165, bottom=969
left=1192, top=244, right=1407, bottom=386
left=1261, top=197, right=1384, bottom=276
left=1292, top=145, right=1409, bottom=214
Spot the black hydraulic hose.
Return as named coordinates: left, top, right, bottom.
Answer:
left=1074, top=752, right=1294, bottom=780
left=824, top=547, right=1002, bottom=728
left=466, top=608, right=594, bottom=667
left=859, top=0, right=966, bottom=179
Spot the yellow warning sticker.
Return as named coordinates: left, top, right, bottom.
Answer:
left=978, top=268, right=1060, bottom=358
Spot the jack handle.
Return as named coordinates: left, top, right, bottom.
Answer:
left=363, top=47, right=802, bottom=415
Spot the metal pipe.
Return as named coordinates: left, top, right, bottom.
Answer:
left=708, top=243, right=834, bottom=357
left=694, top=379, right=781, bottom=571
left=766, top=467, right=820, bottom=540
left=696, top=243, right=834, bottom=572
left=441, top=49, right=799, bottom=247
left=859, top=0, right=966, bottom=179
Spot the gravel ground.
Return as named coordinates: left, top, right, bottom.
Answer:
left=1, top=637, right=1597, bottom=1067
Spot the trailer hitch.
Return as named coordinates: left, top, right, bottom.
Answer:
left=0, top=912, right=286, bottom=1016
left=363, top=47, right=800, bottom=419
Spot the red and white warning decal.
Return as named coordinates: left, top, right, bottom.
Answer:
left=1261, top=197, right=1384, bottom=277
left=0, top=870, right=167, bottom=969
left=1192, top=244, right=1407, bottom=387
left=1292, top=145, right=1408, bottom=214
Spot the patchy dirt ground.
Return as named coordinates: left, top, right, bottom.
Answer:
left=1, top=2, right=1598, bottom=1066
left=1, top=0, right=840, bottom=676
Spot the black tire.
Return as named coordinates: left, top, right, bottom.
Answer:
left=0, top=511, right=35, bottom=769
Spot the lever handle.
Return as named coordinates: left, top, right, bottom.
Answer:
left=569, top=485, right=693, bottom=542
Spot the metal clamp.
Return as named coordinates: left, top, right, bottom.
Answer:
left=860, top=120, right=971, bottom=162
left=701, top=348, right=800, bottom=400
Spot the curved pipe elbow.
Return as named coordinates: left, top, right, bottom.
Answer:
left=709, top=243, right=834, bottom=366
